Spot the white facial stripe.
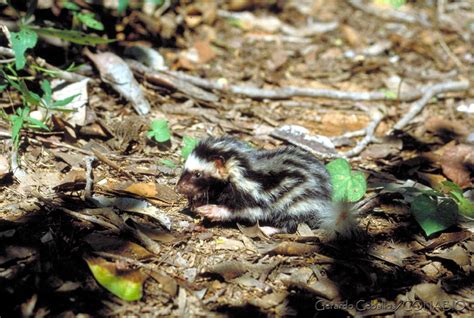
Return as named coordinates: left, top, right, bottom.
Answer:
left=185, top=153, right=221, bottom=178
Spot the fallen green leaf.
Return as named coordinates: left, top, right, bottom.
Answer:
left=85, top=257, right=146, bottom=301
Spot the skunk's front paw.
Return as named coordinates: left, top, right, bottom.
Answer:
left=195, top=205, right=232, bottom=221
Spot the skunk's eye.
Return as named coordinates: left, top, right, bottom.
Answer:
left=193, top=171, right=202, bottom=178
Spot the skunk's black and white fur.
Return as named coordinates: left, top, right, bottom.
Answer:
left=176, top=137, right=357, bottom=238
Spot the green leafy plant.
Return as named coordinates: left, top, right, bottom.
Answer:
left=63, top=1, right=104, bottom=31
left=410, top=193, right=458, bottom=236
left=10, top=26, right=38, bottom=70
left=383, top=180, right=472, bottom=237
left=326, top=158, right=367, bottom=202
left=1, top=67, right=76, bottom=150
left=5, top=106, right=48, bottom=150
left=181, top=136, right=199, bottom=160
left=440, top=181, right=474, bottom=218
left=39, top=79, right=78, bottom=111
left=6, top=2, right=113, bottom=71
left=147, top=119, right=171, bottom=143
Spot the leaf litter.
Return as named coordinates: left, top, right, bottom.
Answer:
left=0, top=1, right=473, bottom=317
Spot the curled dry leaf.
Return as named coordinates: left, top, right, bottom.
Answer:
left=149, top=271, right=178, bottom=297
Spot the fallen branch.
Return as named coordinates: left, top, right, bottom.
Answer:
left=163, top=69, right=467, bottom=102
left=392, top=80, right=470, bottom=131
left=163, top=70, right=392, bottom=101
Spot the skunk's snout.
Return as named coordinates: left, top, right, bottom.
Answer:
left=176, top=175, right=194, bottom=196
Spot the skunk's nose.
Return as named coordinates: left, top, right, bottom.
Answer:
left=176, top=178, right=191, bottom=195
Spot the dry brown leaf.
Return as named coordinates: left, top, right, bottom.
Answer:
left=267, top=241, right=319, bottom=256
left=416, top=172, right=447, bottom=190
left=194, top=40, right=216, bottom=64
left=149, top=271, right=178, bottom=296
left=425, top=117, right=469, bottom=140
left=412, top=283, right=453, bottom=310
left=83, top=233, right=154, bottom=260
left=416, top=230, right=472, bottom=252
left=249, top=292, right=287, bottom=309
left=341, top=24, right=362, bottom=48
left=430, top=245, right=470, bottom=267
left=53, top=169, right=86, bottom=192
left=369, top=243, right=415, bottom=267
left=214, top=237, right=246, bottom=251
left=361, top=137, right=402, bottom=159
left=206, top=260, right=249, bottom=280
left=124, top=182, right=157, bottom=198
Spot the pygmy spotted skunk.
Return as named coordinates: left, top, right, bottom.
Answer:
left=176, top=137, right=358, bottom=238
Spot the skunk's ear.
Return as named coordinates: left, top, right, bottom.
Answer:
left=210, top=155, right=226, bottom=177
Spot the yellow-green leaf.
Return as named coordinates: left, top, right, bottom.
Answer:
left=85, top=257, right=146, bottom=301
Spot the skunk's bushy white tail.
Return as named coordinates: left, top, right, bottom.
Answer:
left=318, top=202, right=359, bottom=239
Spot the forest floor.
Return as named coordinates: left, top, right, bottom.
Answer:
left=0, top=1, right=473, bottom=317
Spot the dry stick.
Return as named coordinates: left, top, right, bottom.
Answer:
left=435, top=32, right=463, bottom=70
left=341, top=108, right=384, bottom=158
left=90, top=147, right=136, bottom=180
left=163, top=69, right=464, bottom=103
left=60, top=206, right=120, bottom=232
left=163, top=70, right=391, bottom=101
left=392, top=80, right=470, bottom=131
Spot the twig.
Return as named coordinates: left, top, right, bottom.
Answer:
left=60, top=206, right=120, bottom=232
left=435, top=32, right=463, bottom=70
left=392, top=80, right=470, bottom=131
left=341, top=108, right=384, bottom=158
left=84, top=156, right=95, bottom=201
left=331, top=129, right=366, bottom=141
left=90, top=147, right=136, bottom=180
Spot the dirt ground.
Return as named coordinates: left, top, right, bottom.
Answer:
left=1, top=1, right=473, bottom=317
